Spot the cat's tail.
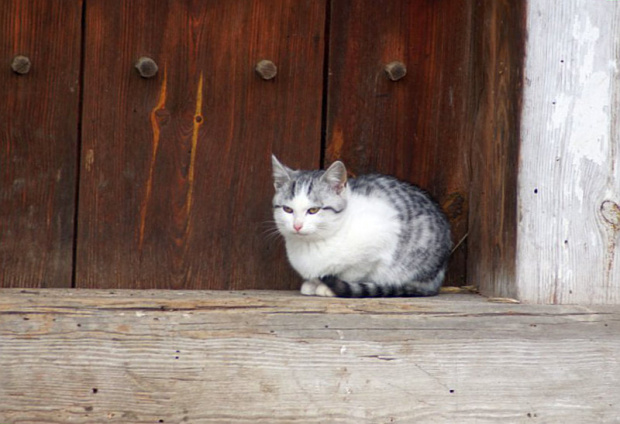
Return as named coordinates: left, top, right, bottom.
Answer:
left=320, top=270, right=444, bottom=298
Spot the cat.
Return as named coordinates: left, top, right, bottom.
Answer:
left=271, top=155, right=452, bottom=297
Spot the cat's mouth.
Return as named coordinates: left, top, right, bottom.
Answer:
left=290, top=229, right=313, bottom=237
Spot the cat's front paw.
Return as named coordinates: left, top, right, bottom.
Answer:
left=315, top=282, right=336, bottom=297
left=300, top=279, right=321, bottom=296
left=300, top=279, right=336, bottom=297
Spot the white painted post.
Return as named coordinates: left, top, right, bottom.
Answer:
left=518, top=0, right=620, bottom=303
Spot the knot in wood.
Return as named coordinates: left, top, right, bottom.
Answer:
left=11, top=55, right=31, bottom=75
left=255, top=60, right=277, bottom=80
left=600, top=200, right=620, bottom=229
left=384, top=61, right=407, bottom=81
left=135, top=56, right=158, bottom=78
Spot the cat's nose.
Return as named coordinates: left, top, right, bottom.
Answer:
left=293, top=223, right=303, bottom=232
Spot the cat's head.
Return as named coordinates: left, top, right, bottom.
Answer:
left=271, top=155, right=348, bottom=240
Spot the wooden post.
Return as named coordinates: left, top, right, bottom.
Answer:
left=471, top=0, right=620, bottom=304
left=517, top=1, right=620, bottom=304
left=468, top=0, right=525, bottom=301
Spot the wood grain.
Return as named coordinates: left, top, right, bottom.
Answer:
left=77, top=0, right=325, bottom=289
left=517, top=1, right=620, bottom=304
left=1, top=289, right=619, bottom=423
left=0, top=0, right=82, bottom=288
left=325, top=0, right=476, bottom=286
left=468, top=0, right=525, bottom=299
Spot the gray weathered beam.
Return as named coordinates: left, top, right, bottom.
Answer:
left=1, top=290, right=619, bottom=423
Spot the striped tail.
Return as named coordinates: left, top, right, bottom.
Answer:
left=320, top=271, right=444, bottom=298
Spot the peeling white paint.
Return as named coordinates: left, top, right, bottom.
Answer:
left=518, top=0, right=620, bottom=304
left=564, top=71, right=609, bottom=167
left=551, top=93, right=572, bottom=131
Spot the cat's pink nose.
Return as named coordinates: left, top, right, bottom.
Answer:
left=293, top=223, right=303, bottom=232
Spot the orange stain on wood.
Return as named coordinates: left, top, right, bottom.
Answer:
left=327, top=123, right=344, bottom=162
left=139, top=66, right=167, bottom=251
left=185, top=73, right=204, bottom=218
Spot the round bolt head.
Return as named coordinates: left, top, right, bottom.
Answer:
left=11, top=55, right=31, bottom=75
left=255, top=60, right=277, bottom=80
left=135, top=56, right=158, bottom=78
left=385, top=61, right=407, bottom=81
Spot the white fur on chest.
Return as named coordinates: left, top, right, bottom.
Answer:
left=284, top=194, right=401, bottom=281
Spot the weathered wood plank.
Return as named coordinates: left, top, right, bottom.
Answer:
left=517, top=1, right=620, bottom=304
left=0, top=0, right=82, bottom=288
left=468, top=0, right=525, bottom=299
left=77, top=0, right=325, bottom=290
left=325, top=0, right=476, bottom=286
left=1, top=290, right=619, bottom=423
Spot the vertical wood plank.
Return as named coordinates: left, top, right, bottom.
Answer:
left=467, top=0, right=525, bottom=300
left=517, top=1, right=620, bottom=304
left=77, top=0, right=325, bottom=289
left=0, top=0, right=82, bottom=288
left=325, top=0, right=475, bottom=286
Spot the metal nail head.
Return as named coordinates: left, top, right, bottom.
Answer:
left=135, top=56, right=158, bottom=78
left=255, top=60, right=277, bottom=80
left=11, top=55, right=31, bottom=75
left=384, top=61, right=407, bottom=81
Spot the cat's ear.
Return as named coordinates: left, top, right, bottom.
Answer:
left=322, top=161, right=348, bottom=195
left=271, top=155, right=293, bottom=189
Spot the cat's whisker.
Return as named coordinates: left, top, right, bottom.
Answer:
left=261, top=220, right=285, bottom=246
left=263, top=229, right=282, bottom=241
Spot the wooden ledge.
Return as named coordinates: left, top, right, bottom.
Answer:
left=1, top=290, right=619, bottom=423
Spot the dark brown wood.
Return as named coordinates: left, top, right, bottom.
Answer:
left=468, top=0, right=526, bottom=298
left=77, top=0, right=325, bottom=289
left=325, top=0, right=476, bottom=286
left=0, top=0, right=82, bottom=288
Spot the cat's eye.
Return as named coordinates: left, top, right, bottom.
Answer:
left=307, top=207, right=321, bottom=215
left=282, top=206, right=293, bottom=214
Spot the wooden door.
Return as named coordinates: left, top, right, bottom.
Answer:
left=1, top=0, right=474, bottom=290
left=326, top=0, right=475, bottom=285
left=76, top=0, right=326, bottom=289
left=0, top=0, right=82, bottom=288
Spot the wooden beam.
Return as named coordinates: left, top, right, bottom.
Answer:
left=517, top=1, right=620, bottom=303
left=468, top=0, right=526, bottom=300
left=1, top=290, right=619, bottom=422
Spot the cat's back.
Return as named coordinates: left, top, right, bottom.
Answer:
left=349, top=173, right=442, bottom=217
left=349, top=172, right=452, bottom=271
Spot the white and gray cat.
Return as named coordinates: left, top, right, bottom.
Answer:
left=271, top=155, right=452, bottom=297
